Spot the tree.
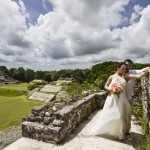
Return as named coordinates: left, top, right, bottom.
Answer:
left=25, top=69, right=35, bottom=82
left=72, top=69, right=85, bottom=84
left=35, top=71, right=45, bottom=79
left=18, top=67, right=25, bottom=81
left=0, top=66, right=8, bottom=74
left=12, top=68, right=20, bottom=80
left=44, top=73, right=51, bottom=83
left=51, top=72, right=59, bottom=81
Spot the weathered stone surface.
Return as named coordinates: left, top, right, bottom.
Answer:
left=22, top=91, right=108, bottom=143
left=40, top=85, right=62, bottom=93
left=53, top=119, right=64, bottom=127
left=28, top=88, right=39, bottom=97
left=44, top=117, right=52, bottom=125
left=55, top=91, right=70, bottom=102
left=55, top=105, right=75, bottom=120
left=53, top=78, right=74, bottom=85
left=0, top=71, right=18, bottom=86
left=133, top=72, right=150, bottom=133
left=45, top=112, right=51, bottom=117
left=28, top=114, right=36, bottom=122
left=29, top=92, right=55, bottom=102
left=4, top=115, right=144, bottom=150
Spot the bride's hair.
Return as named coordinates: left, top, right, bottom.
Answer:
left=116, top=62, right=126, bottom=70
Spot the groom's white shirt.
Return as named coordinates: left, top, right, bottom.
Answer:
left=126, top=69, right=143, bottom=101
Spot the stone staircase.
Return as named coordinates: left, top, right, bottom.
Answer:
left=28, top=85, right=62, bottom=102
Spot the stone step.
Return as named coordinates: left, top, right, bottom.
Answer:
left=40, top=85, right=62, bottom=93
left=29, top=92, right=55, bottom=102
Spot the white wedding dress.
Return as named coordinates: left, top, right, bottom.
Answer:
left=90, top=74, right=132, bottom=140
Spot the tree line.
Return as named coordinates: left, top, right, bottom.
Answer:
left=0, top=61, right=150, bottom=89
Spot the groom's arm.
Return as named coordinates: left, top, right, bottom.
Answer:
left=126, top=71, right=149, bottom=80
left=133, top=67, right=150, bottom=74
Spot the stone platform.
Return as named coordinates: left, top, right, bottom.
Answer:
left=40, top=85, right=62, bottom=93
left=3, top=113, right=143, bottom=150
left=28, top=84, right=62, bottom=102
left=29, top=92, right=55, bottom=102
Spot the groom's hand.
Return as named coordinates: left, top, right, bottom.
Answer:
left=143, top=67, right=150, bottom=73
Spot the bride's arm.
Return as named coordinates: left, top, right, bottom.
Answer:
left=104, top=75, right=113, bottom=92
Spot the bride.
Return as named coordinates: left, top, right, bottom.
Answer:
left=90, top=62, right=148, bottom=140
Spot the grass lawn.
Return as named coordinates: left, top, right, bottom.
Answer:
left=0, top=83, right=28, bottom=91
left=0, top=83, right=45, bottom=130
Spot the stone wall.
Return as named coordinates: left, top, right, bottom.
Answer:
left=133, top=72, right=150, bottom=132
left=22, top=91, right=107, bottom=143
left=140, top=72, right=150, bottom=127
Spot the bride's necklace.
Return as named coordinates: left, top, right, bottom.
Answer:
left=115, top=73, right=123, bottom=77
left=114, top=73, right=123, bottom=82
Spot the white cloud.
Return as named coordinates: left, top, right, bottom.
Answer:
left=25, top=0, right=129, bottom=60
left=18, top=0, right=29, bottom=19
left=130, top=5, right=143, bottom=24
left=113, top=5, right=150, bottom=62
left=0, top=0, right=30, bottom=60
left=0, top=0, right=150, bottom=70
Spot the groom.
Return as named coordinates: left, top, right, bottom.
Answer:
left=124, top=59, right=149, bottom=135
left=124, top=59, right=150, bottom=103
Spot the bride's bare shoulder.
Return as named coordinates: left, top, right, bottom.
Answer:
left=108, top=75, right=113, bottom=80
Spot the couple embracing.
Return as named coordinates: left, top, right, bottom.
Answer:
left=90, top=59, right=150, bottom=140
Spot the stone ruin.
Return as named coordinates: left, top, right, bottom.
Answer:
left=0, top=71, right=19, bottom=86
left=133, top=72, right=150, bottom=133
left=140, top=72, right=150, bottom=132
left=22, top=91, right=107, bottom=144
left=53, top=78, right=75, bottom=85
left=28, top=85, right=63, bottom=102
left=21, top=71, right=150, bottom=144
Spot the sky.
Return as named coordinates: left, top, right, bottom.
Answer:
left=0, top=0, right=150, bottom=71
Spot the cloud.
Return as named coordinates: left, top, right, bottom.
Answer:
left=0, top=0, right=36, bottom=64
left=0, top=0, right=150, bottom=70
left=130, top=5, right=143, bottom=24
left=25, top=0, right=129, bottom=59
left=0, top=0, right=30, bottom=48
left=112, top=5, right=150, bottom=62
left=18, top=0, right=29, bottom=19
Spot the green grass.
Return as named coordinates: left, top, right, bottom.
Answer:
left=133, top=103, right=150, bottom=150
left=0, top=83, right=45, bottom=130
left=0, top=95, right=45, bottom=130
left=65, top=82, right=100, bottom=96
left=0, top=88, right=27, bottom=97
left=66, top=82, right=84, bottom=96
left=0, top=83, right=28, bottom=91
left=0, top=83, right=28, bottom=97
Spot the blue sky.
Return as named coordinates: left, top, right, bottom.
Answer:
left=19, top=0, right=53, bottom=22
left=121, top=0, right=150, bottom=26
left=0, top=0, right=150, bottom=70
left=16, top=0, right=150, bottom=27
